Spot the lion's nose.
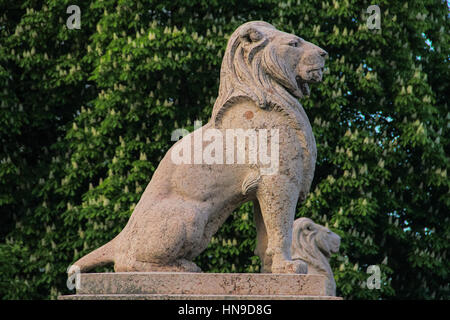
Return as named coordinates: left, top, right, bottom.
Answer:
left=319, top=50, right=328, bottom=58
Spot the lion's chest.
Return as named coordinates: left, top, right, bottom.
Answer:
left=219, top=101, right=316, bottom=182
left=163, top=101, right=316, bottom=204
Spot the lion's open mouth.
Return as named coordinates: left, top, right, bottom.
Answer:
left=296, top=77, right=310, bottom=97
left=320, top=248, right=331, bottom=258
left=294, top=67, right=323, bottom=98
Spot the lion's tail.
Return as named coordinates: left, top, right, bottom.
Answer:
left=68, top=239, right=115, bottom=275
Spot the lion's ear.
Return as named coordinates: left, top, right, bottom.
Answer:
left=240, top=27, right=264, bottom=43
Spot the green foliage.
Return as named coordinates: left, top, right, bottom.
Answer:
left=0, top=0, right=448, bottom=300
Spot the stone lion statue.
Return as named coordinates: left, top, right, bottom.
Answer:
left=291, top=218, right=341, bottom=296
left=69, top=21, right=327, bottom=276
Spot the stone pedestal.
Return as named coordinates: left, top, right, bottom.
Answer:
left=59, top=272, right=342, bottom=300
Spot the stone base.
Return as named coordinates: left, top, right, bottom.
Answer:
left=58, top=272, right=342, bottom=300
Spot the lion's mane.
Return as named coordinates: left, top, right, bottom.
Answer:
left=211, top=22, right=300, bottom=122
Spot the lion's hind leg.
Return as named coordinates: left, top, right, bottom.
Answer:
left=124, top=197, right=207, bottom=273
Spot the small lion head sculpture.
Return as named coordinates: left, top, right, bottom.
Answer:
left=291, top=217, right=341, bottom=296
left=212, top=21, right=328, bottom=124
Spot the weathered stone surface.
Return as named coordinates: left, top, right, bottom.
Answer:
left=59, top=272, right=342, bottom=300
left=291, top=218, right=341, bottom=296
left=79, top=272, right=324, bottom=295
left=68, top=21, right=328, bottom=276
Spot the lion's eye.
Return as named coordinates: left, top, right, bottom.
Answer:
left=289, top=41, right=299, bottom=48
left=306, top=225, right=313, bottom=231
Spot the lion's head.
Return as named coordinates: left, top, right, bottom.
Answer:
left=212, top=21, right=327, bottom=124
left=291, top=217, right=340, bottom=296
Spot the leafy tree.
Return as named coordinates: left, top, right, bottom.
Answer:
left=0, top=0, right=448, bottom=300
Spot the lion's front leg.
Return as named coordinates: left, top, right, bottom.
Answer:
left=253, top=200, right=270, bottom=272
left=256, top=177, right=307, bottom=274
